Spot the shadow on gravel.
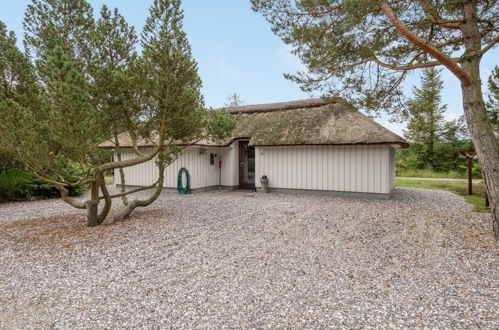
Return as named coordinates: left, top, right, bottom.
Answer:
left=0, top=208, right=172, bottom=251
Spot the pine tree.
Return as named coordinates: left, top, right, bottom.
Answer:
left=23, top=0, right=95, bottom=76
left=91, top=5, right=139, bottom=206
left=0, top=22, right=38, bottom=107
left=91, top=5, right=138, bottom=133
left=225, top=93, right=245, bottom=107
left=1, top=0, right=234, bottom=226
left=0, top=22, right=39, bottom=168
left=404, top=68, right=447, bottom=169
left=113, top=0, right=207, bottom=221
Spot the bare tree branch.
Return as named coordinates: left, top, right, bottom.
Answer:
left=54, top=185, right=87, bottom=209
left=417, top=0, right=461, bottom=29
left=380, top=2, right=471, bottom=86
left=100, top=178, right=162, bottom=200
left=480, top=35, right=499, bottom=56
left=372, top=56, right=452, bottom=71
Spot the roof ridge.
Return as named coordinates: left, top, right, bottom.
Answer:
left=224, top=97, right=342, bottom=114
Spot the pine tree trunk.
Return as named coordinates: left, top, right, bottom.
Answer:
left=114, top=162, right=165, bottom=222
left=86, top=181, right=100, bottom=227
left=461, top=82, right=499, bottom=240
left=461, top=0, right=499, bottom=240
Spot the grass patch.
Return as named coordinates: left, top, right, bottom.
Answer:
left=105, top=176, right=114, bottom=185
left=396, top=168, right=478, bottom=179
left=396, top=178, right=490, bottom=213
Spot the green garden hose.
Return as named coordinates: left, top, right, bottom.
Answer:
left=177, top=167, right=190, bottom=195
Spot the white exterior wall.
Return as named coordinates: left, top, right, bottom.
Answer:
left=388, top=146, right=396, bottom=191
left=220, top=141, right=238, bottom=187
left=115, top=146, right=228, bottom=189
left=115, top=143, right=397, bottom=194
left=255, top=145, right=395, bottom=194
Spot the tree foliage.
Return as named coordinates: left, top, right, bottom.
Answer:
left=402, top=68, right=447, bottom=167
left=225, top=92, right=245, bottom=107
left=23, top=0, right=95, bottom=74
left=0, top=22, right=38, bottom=108
left=398, top=69, right=472, bottom=173
left=252, top=0, right=499, bottom=240
left=486, top=66, right=499, bottom=135
left=0, top=0, right=235, bottom=226
left=251, top=0, right=497, bottom=113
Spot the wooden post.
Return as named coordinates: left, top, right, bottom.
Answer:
left=467, top=156, right=473, bottom=195
left=459, top=148, right=476, bottom=196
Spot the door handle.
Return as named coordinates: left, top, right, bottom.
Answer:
left=240, top=162, right=244, bottom=167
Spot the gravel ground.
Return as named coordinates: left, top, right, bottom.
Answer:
left=0, top=187, right=497, bottom=329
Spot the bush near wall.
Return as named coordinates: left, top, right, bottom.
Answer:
left=0, top=163, right=88, bottom=203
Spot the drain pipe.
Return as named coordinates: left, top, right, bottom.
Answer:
left=218, top=156, right=222, bottom=187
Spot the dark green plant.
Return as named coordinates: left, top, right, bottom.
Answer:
left=0, top=169, right=34, bottom=201
left=0, top=163, right=88, bottom=202
left=23, top=0, right=95, bottom=76
left=401, top=69, right=447, bottom=168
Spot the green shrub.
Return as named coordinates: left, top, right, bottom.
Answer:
left=0, top=163, right=88, bottom=202
left=29, top=162, right=89, bottom=198
left=59, top=163, right=89, bottom=196
left=0, top=169, right=35, bottom=202
left=0, top=150, right=21, bottom=171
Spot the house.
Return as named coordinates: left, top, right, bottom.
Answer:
left=101, top=98, right=408, bottom=199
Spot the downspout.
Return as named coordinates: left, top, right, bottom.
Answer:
left=219, top=156, right=222, bottom=187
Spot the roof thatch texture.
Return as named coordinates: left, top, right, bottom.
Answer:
left=100, top=98, right=408, bottom=148
left=226, top=98, right=408, bottom=147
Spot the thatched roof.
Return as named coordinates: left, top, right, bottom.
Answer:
left=224, top=98, right=408, bottom=147
left=98, top=133, right=219, bottom=148
left=100, top=98, right=408, bottom=148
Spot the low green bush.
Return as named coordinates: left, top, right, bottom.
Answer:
left=0, top=169, right=35, bottom=202
left=0, top=164, right=88, bottom=202
left=0, top=150, right=21, bottom=171
left=59, top=163, right=89, bottom=196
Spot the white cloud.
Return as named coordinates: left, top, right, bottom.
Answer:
left=274, top=44, right=307, bottom=72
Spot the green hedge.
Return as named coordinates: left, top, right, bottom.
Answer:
left=0, top=166, right=88, bottom=202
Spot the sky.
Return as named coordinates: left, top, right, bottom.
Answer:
left=1, top=0, right=497, bottom=135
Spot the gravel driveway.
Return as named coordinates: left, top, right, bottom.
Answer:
left=0, top=188, right=497, bottom=328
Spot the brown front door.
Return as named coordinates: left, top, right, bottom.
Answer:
left=238, top=141, right=255, bottom=188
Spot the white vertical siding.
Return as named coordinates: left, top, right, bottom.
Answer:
left=116, top=143, right=396, bottom=194
left=255, top=145, right=393, bottom=194
left=220, top=142, right=238, bottom=186
left=388, top=146, right=396, bottom=190
left=115, top=146, right=227, bottom=189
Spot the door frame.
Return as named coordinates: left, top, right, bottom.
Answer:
left=238, top=140, right=255, bottom=188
